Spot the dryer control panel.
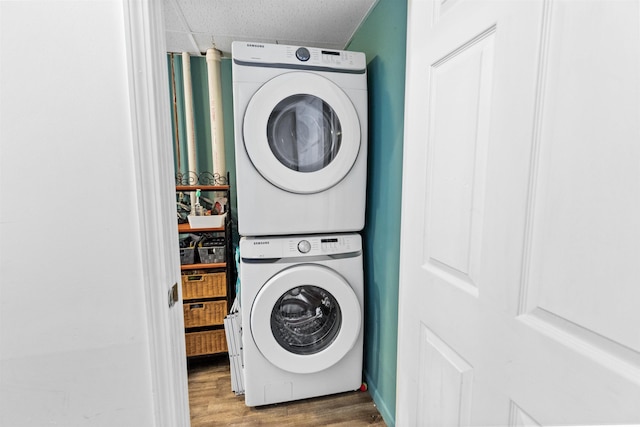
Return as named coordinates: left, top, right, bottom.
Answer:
left=241, top=233, right=362, bottom=259
left=232, top=41, right=366, bottom=73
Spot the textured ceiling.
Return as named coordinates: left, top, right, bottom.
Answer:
left=163, top=0, right=378, bottom=57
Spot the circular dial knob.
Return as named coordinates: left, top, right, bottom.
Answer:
left=295, top=47, right=311, bottom=62
left=297, top=240, right=311, bottom=253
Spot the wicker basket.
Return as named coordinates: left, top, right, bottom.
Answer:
left=185, top=329, right=228, bottom=356
left=181, top=272, right=226, bottom=300
left=183, top=300, right=227, bottom=327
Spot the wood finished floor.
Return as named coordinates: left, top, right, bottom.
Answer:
left=188, top=355, right=386, bottom=426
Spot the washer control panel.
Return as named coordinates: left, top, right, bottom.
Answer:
left=287, top=235, right=360, bottom=256
left=241, top=234, right=362, bottom=259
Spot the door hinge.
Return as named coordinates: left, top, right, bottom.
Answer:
left=168, top=283, right=179, bottom=308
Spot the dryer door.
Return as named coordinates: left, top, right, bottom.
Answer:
left=243, top=72, right=361, bottom=194
left=250, top=264, right=361, bottom=374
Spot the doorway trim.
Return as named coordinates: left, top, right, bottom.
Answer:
left=123, top=1, right=190, bottom=425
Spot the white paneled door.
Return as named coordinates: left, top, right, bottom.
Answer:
left=397, top=0, right=640, bottom=425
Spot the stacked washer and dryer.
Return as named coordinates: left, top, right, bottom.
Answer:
left=230, top=41, right=368, bottom=406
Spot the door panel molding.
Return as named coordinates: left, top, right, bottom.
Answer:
left=424, top=26, right=495, bottom=298
left=519, top=309, right=640, bottom=385
left=509, top=401, right=542, bottom=427
left=417, top=324, right=474, bottom=427
left=435, top=0, right=463, bottom=24
left=518, top=0, right=554, bottom=317
left=518, top=0, right=640, bottom=352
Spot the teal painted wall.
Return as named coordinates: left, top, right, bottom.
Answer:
left=348, top=1, right=407, bottom=425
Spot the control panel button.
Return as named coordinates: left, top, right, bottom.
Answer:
left=295, top=47, right=311, bottom=62
left=297, top=240, right=311, bottom=253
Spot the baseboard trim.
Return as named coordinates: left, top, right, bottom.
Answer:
left=364, top=371, right=396, bottom=427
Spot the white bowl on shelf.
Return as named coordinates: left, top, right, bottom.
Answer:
left=187, top=213, right=226, bottom=229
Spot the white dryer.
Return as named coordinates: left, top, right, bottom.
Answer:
left=239, top=233, right=364, bottom=406
left=232, top=41, right=368, bottom=236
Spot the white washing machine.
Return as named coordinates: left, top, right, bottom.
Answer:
left=232, top=41, right=368, bottom=236
left=239, top=233, right=364, bottom=406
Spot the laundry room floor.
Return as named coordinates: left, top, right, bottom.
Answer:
left=188, top=356, right=386, bottom=426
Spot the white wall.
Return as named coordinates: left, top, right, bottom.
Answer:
left=0, top=1, right=156, bottom=425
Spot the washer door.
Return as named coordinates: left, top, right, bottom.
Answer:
left=250, top=264, right=361, bottom=374
left=243, top=72, right=361, bottom=194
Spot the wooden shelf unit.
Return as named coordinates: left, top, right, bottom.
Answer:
left=177, top=222, right=224, bottom=234
left=176, top=184, right=229, bottom=192
left=177, top=183, right=234, bottom=357
left=180, top=262, right=226, bottom=271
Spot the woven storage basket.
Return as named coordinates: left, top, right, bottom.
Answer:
left=181, top=272, right=226, bottom=300
left=183, top=300, right=227, bottom=327
left=185, top=329, right=228, bottom=356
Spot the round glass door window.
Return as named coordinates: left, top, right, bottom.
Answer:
left=267, top=95, right=342, bottom=173
left=242, top=72, right=361, bottom=194
left=250, top=264, right=361, bottom=373
left=271, top=285, right=341, bottom=355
